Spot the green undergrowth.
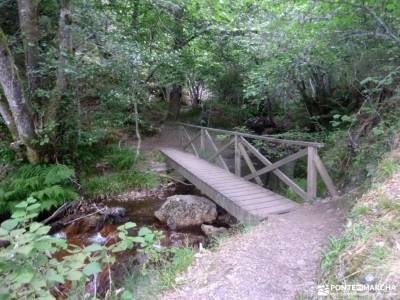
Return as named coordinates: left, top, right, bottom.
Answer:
left=320, top=150, right=400, bottom=298
left=120, top=246, right=194, bottom=300
left=179, top=106, right=202, bottom=123
left=0, top=164, right=78, bottom=213
left=82, top=170, right=159, bottom=197
left=78, top=144, right=160, bottom=197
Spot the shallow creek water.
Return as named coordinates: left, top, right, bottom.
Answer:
left=50, top=183, right=229, bottom=297
left=53, top=183, right=207, bottom=251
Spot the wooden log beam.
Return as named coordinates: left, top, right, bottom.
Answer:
left=208, top=138, right=234, bottom=162
left=244, top=148, right=308, bottom=181
left=204, top=129, right=229, bottom=171
left=183, top=131, right=201, bottom=150
left=238, top=142, right=263, bottom=186
left=182, top=127, right=199, bottom=157
left=240, top=137, right=308, bottom=201
left=314, top=153, right=339, bottom=197
left=179, top=122, right=324, bottom=148
left=307, top=146, right=317, bottom=201
left=235, top=134, right=241, bottom=176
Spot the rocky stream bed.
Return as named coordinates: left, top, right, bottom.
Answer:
left=47, top=182, right=237, bottom=297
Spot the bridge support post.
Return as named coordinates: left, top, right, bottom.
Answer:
left=200, top=128, right=205, bottom=154
left=307, top=146, right=317, bottom=201
left=234, top=134, right=241, bottom=176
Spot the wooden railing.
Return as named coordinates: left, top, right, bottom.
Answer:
left=179, top=122, right=338, bottom=201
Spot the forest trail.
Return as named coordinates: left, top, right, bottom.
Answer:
left=140, top=124, right=346, bottom=299
left=162, top=199, right=346, bottom=300
left=138, top=123, right=183, bottom=151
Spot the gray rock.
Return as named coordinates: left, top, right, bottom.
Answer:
left=168, top=232, right=206, bottom=247
left=100, top=207, right=127, bottom=222
left=217, top=213, right=237, bottom=225
left=155, top=195, right=217, bottom=229
left=201, top=224, right=228, bottom=237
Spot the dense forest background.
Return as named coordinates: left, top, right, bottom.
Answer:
left=1, top=0, right=399, bottom=176
left=1, top=0, right=400, bottom=298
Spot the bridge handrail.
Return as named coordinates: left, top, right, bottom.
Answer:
left=178, top=122, right=324, bottom=148
left=176, top=122, right=338, bottom=201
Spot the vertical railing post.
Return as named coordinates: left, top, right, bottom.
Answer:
left=235, top=134, right=241, bottom=176
left=180, top=125, right=184, bottom=150
left=200, top=128, right=205, bottom=156
left=307, top=146, right=317, bottom=201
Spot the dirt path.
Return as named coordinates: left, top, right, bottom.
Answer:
left=162, top=199, right=346, bottom=300
left=139, top=123, right=182, bottom=151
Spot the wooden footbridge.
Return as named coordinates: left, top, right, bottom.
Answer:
left=160, top=123, right=338, bottom=224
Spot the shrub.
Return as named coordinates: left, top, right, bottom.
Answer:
left=0, top=198, right=159, bottom=299
left=104, top=146, right=140, bottom=171
left=0, top=164, right=78, bottom=213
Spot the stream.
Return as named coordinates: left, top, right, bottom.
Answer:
left=49, top=182, right=235, bottom=297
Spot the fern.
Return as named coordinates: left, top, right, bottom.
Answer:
left=0, top=164, right=78, bottom=213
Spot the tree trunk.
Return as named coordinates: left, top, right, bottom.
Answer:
left=0, top=29, right=39, bottom=163
left=167, top=7, right=184, bottom=119
left=17, top=0, right=40, bottom=95
left=168, top=84, right=182, bottom=118
left=0, top=95, right=19, bottom=140
left=47, top=0, right=72, bottom=124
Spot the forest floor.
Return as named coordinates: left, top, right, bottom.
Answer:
left=139, top=124, right=348, bottom=300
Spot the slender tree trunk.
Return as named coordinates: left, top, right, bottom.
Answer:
left=168, top=7, right=184, bottom=119
left=47, top=0, right=72, bottom=124
left=0, top=29, right=39, bottom=163
left=169, top=84, right=182, bottom=118
left=0, top=95, right=19, bottom=140
left=17, top=0, right=40, bottom=95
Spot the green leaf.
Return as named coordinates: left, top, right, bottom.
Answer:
left=27, top=203, right=41, bottom=211
left=35, top=226, right=51, bottom=235
left=131, top=237, right=145, bottom=244
left=138, top=227, right=152, bottom=236
left=123, top=222, right=136, bottom=229
left=46, top=270, right=64, bottom=284
left=11, top=210, right=25, bottom=218
left=66, top=270, right=82, bottom=281
left=0, top=228, right=8, bottom=236
left=29, top=222, right=42, bottom=232
left=14, top=270, right=34, bottom=284
left=16, top=245, right=34, bottom=255
left=84, top=244, right=103, bottom=252
left=82, top=262, right=102, bottom=276
left=15, top=201, right=28, bottom=208
left=27, top=197, right=37, bottom=204
left=1, top=219, right=18, bottom=231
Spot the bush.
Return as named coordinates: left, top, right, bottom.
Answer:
left=104, top=146, right=140, bottom=171
left=0, top=198, right=159, bottom=299
left=0, top=164, right=78, bottom=213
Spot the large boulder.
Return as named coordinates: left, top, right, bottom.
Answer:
left=155, top=195, right=217, bottom=229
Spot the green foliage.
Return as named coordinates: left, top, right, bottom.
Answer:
left=321, top=236, right=350, bottom=272
left=81, top=170, right=159, bottom=197
left=0, top=198, right=161, bottom=299
left=0, top=141, right=16, bottom=164
left=104, top=146, right=140, bottom=171
left=157, top=247, right=194, bottom=290
left=121, top=246, right=194, bottom=299
left=0, top=164, right=78, bottom=213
